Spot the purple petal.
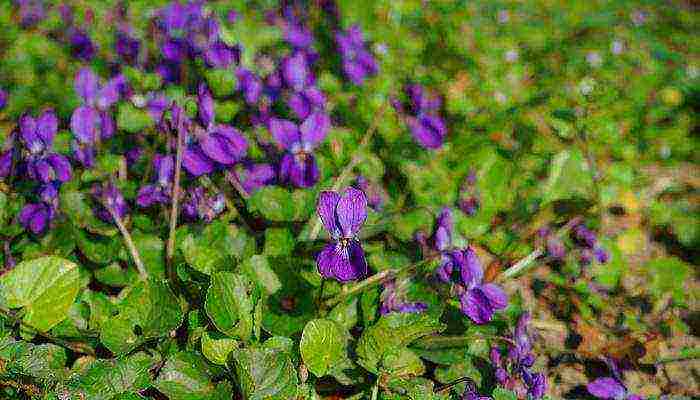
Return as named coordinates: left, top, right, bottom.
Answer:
left=460, top=288, right=495, bottom=325
left=36, top=111, right=57, bottom=145
left=317, top=191, right=341, bottom=237
left=0, top=149, right=12, bottom=179
left=205, top=41, right=237, bottom=68
left=436, top=254, right=454, bottom=283
left=587, top=378, right=627, bottom=399
left=279, top=153, right=294, bottom=183
left=19, top=203, right=49, bottom=234
left=407, top=116, right=443, bottom=149
left=460, top=247, right=484, bottom=289
left=32, top=159, right=53, bottom=183
left=19, top=115, right=39, bottom=148
left=182, top=146, right=215, bottom=177
left=70, top=106, right=99, bottom=144
left=96, top=76, right=123, bottom=110
left=200, top=126, right=247, bottom=165
left=342, top=60, right=367, bottom=86
left=316, top=243, right=339, bottom=280
left=480, top=283, right=508, bottom=310
left=238, top=163, right=274, bottom=193
left=300, top=111, right=330, bottom=150
left=99, top=112, right=115, bottom=140
left=198, top=84, right=215, bottom=127
left=46, top=153, right=72, bottom=182
left=287, top=92, right=311, bottom=120
left=282, top=52, right=309, bottom=91
left=334, top=241, right=368, bottom=282
left=154, top=154, right=175, bottom=187
left=289, top=154, right=319, bottom=188
left=335, top=187, right=367, bottom=238
left=269, top=118, right=300, bottom=150
left=75, top=67, right=99, bottom=101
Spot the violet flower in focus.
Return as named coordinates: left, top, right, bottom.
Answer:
left=316, top=188, right=368, bottom=282
left=271, top=111, right=329, bottom=188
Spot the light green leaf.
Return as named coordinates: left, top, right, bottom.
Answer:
left=0, top=256, right=79, bottom=331
left=205, top=272, right=258, bottom=341
left=228, top=345, right=298, bottom=400
left=241, top=255, right=281, bottom=295
left=300, top=319, right=346, bottom=377
left=154, top=352, right=216, bottom=400
left=201, top=331, right=239, bottom=366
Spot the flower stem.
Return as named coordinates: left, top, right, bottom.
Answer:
left=166, top=119, right=185, bottom=290
left=308, top=102, right=388, bottom=241
left=324, top=269, right=395, bottom=309
left=499, top=217, right=581, bottom=281
left=109, top=208, right=147, bottom=281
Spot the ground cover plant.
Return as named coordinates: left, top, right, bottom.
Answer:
left=0, top=1, right=698, bottom=399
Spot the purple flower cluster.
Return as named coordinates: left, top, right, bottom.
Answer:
left=490, top=313, right=547, bottom=399
left=71, top=68, right=126, bottom=167
left=137, top=154, right=174, bottom=207
left=316, top=188, right=368, bottom=282
left=182, top=84, right=248, bottom=177
left=16, top=0, right=46, bottom=28
left=335, top=25, right=379, bottom=86
left=538, top=222, right=609, bottom=265
left=229, top=163, right=275, bottom=195
left=431, top=208, right=508, bottom=324
left=588, top=359, right=643, bottom=400
left=154, top=1, right=239, bottom=81
left=92, top=181, right=128, bottom=223
left=393, top=84, right=448, bottom=149
left=14, top=111, right=72, bottom=234
left=379, top=278, right=427, bottom=315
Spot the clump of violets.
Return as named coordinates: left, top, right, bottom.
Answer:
left=490, top=313, right=547, bottom=399
left=393, top=84, right=447, bottom=149
left=316, top=188, right=368, bottom=282
left=182, top=84, right=248, bottom=177
left=427, top=208, right=508, bottom=324
left=587, top=359, right=643, bottom=400
left=335, top=25, right=379, bottom=86
left=71, top=68, right=126, bottom=167
left=181, top=187, right=226, bottom=223
left=271, top=111, right=330, bottom=188
left=16, top=0, right=46, bottom=28
left=379, top=277, right=427, bottom=315
left=573, top=223, right=610, bottom=265
left=16, top=111, right=72, bottom=234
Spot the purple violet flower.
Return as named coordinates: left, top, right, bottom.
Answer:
left=69, top=29, right=97, bottom=61
left=287, top=86, right=326, bottom=120
left=236, top=68, right=263, bottom=106
left=18, top=111, right=72, bottom=184
left=115, top=31, right=141, bottom=63
left=19, top=202, right=54, bottom=234
left=399, top=84, right=448, bottom=149
left=137, top=154, right=174, bottom=207
left=230, top=163, right=275, bottom=194
left=281, top=51, right=312, bottom=92
left=16, top=0, right=46, bottom=28
left=271, top=111, right=329, bottom=188
left=316, top=187, right=368, bottom=282
left=335, top=25, right=379, bottom=86
left=354, top=175, right=387, bottom=211
left=457, top=247, right=508, bottom=324
left=379, top=278, right=427, bottom=315
left=182, top=84, right=248, bottom=177
left=92, top=182, right=128, bottom=223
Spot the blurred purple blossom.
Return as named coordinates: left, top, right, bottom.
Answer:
left=181, top=186, right=225, bottom=222
left=335, top=25, right=378, bottom=86
left=457, top=247, right=508, bottom=324
left=379, top=278, right=427, bottom=315
left=137, top=154, right=174, bottom=207
left=92, top=182, right=128, bottom=223
left=18, top=111, right=72, bottom=184
left=271, top=111, right=329, bottom=188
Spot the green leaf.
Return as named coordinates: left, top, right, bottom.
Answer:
left=300, top=319, right=347, bottom=377
left=248, top=186, right=314, bottom=222
left=492, top=388, right=518, bottom=400
left=100, top=279, right=184, bottom=355
left=0, top=256, right=80, bottom=331
left=541, top=149, right=593, bottom=205
left=383, top=347, right=425, bottom=377
left=263, top=228, right=295, bottom=256
left=356, top=313, right=446, bottom=374
left=240, top=255, right=281, bottom=295
left=180, top=221, right=255, bottom=275
left=130, top=233, right=165, bottom=278
left=228, top=345, right=299, bottom=400
left=154, top=352, right=217, bottom=400
left=646, top=257, right=692, bottom=305
left=67, top=352, right=155, bottom=400
left=205, top=272, right=258, bottom=341
left=117, top=103, right=154, bottom=134
left=60, top=186, right=118, bottom=236
left=0, top=337, right=68, bottom=385
left=201, top=331, right=239, bottom=366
